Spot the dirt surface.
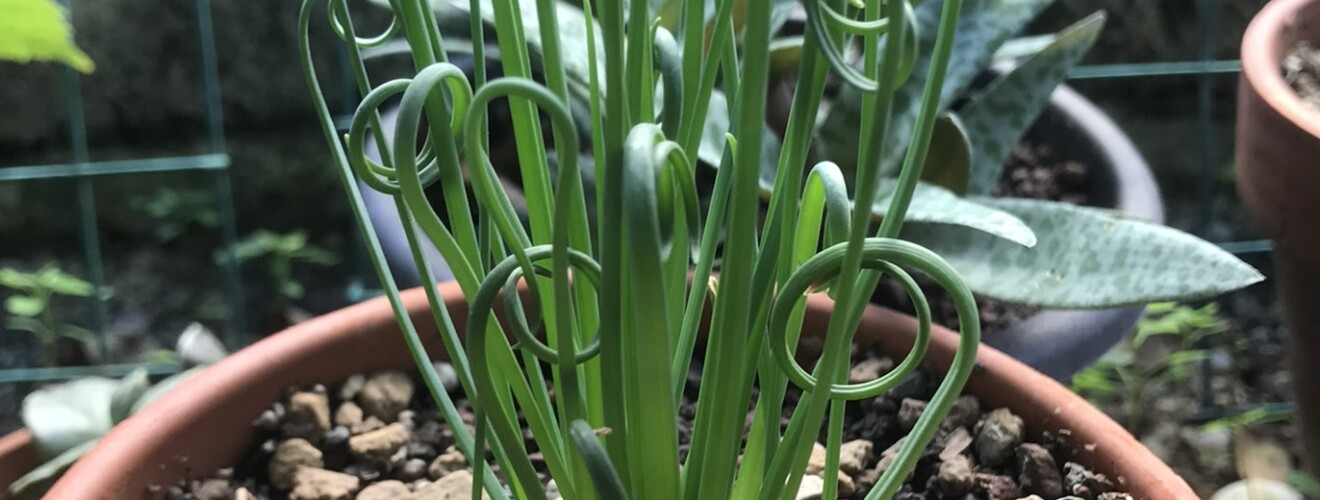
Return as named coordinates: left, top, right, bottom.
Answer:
left=167, top=349, right=1132, bottom=500
left=1285, top=42, right=1320, bottom=111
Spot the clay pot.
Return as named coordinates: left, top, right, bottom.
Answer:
left=0, top=430, right=40, bottom=494
left=48, top=283, right=1195, bottom=498
left=1237, top=0, right=1320, bottom=476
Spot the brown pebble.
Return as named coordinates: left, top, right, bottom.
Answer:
left=898, top=398, right=927, bottom=430
left=1097, top=494, right=1133, bottom=500
left=358, top=371, right=414, bottom=422
left=974, top=472, right=1022, bottom=500
left=928, top=454, right=975, bottom=497
left=413, top=470, right=488, bottom=500
left=190, top=478, right=232, bottom=500
left=285, top=392, right=332, bottom=440
left=848, top=358, right=894, bottom=383
left=290, top=467, right=360, bottom=500
left=353, top=416, right=386, bottom=435
left=355, top=480, right=410, bottom=500
left=349, top=423, right=410, bottom=458
left=942, top=396, right=981, bottom=430
left=429, top=448, right=468, bottom=480
left=398, top=458, right=429, bottom=482
left=975, top=408, right=1024, bottom=467
left=269, top=438, right=324, bottom=490
left=1016, top=443, right=1063, bottom=498
left=336, top=402, right=365, bottom=428
left=837, top=440, right=872, bottom=475
left=234, top=487, right=257, bottom=500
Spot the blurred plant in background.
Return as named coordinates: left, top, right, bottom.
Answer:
left=130, top=188, right=219, bottom=244
left=0, top=0, right=93, bottom=73
left=0, top=265, right=105, bottom=366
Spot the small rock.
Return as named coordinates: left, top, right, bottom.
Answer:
left=943, top=396, right=981, bottom=430
left=795, top=475, right=825, bottom=500
left=359, top=371, right=414, bottom=422
left=1063, top=461, right=1112, bottom=497
left=290, top=467, right=360, bottom=500
left=336, top=402, right=365, bottom=428
left=429, top=448, right=468, bottom=479
left=974, top=473, right=1021, bottom=500
left=191, top=479, right=232, bottom=500
left=433, top=361, right=460, bottom=392
left=285, top=391, right=332, bottom=440
left=398, top=458, right=429, bottom=481
left=837, top=440, right=872, bottom=475
left=353, top=416, right=387, bottom=435
left=270, top=438, right=324, bottom=490
left=1016, top=443, right=1063, bottom=498
left=356, top=480, right=410, bottom=500
left=413, top=470, right=488, bottom=499
left=975, top=408, right=1024, bottom=467
left=928, top=454, right=974, bottom=497
left=940, top=427, right=974, bottom=461
left=339, top=374, right=366, bottom=401
left=1015, top=496, right=1044, bottom=500
left=836, top=471, right=856, bottom=498
left=804, top=442, right=828, bottom=475
left=1097, top=494, right=1134, bottom=500
left=898, top=398, right=927, bottom=430
left=325, top=426, right=352, bottom=447
left=253, top=402, right=286, bottom=430
left=848, top=358, right=893, bottom=383
left=349, top=423, right=410, bottom=459
left=234, top=488, right=257, bottom=500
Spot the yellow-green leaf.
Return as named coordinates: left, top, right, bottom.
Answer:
left=0, top=0, right=94, bottom=73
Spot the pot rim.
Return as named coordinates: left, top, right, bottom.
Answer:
left=1243, top=0, right=1320, bottom=139
left=49, top=284, right=1197, bottom=499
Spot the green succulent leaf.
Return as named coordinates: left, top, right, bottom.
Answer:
left=902, top=198, right=1265, bottom=308
left=7, top=439, right=98, bottom=499
left=0, top=0, right=94, bottom=73
left=919, top=114, right=972, bottom=194
left=37, top=266, right=94, bottom=297
left=110, top=369, right=151, bottom=424
left=0, top=268, right=38, bottom=290
left=5, top=295, right=46, bottom=317
left=5, top=316, right=46, bottom=334
left=699, top=90, right=783, bottom=193
left=131, top=366, right=206, bottom=414
left=22, top=377, right=119, bottom=459
left=962, top=12, right=1105, bottom=195
left=815, top=0, right=1057, bottom=176
left=875, top=181, right=1036, bottom=247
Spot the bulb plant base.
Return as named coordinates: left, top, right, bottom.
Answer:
left=45, top=285, right=1196, bottom=498
left=1238, top=0, right=1320, bottom=477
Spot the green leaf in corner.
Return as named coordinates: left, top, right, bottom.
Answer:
left=919, top=114, right=972, bottom=195
left=874, top=181, right=1036, bottom=247
left=0, top=0, right=94, bottom=73
left=902, top=198, right=1265, bottom=308
left=0, top=268, right=38, bottom=290
left=22, top=377, right=119, bottom=459
left=962, top=13, right=1105, bottom=195
left=110, top=369, right=150, bottom=424
left=8, top=439, right=98, bottom=499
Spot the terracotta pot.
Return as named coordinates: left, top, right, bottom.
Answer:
left=1237, top=0, right=1320, bottom=475
left=48, top=283, right=1195, bottom=499
left=0, top=430, right=41, bottom=495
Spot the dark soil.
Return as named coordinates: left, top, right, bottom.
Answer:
left=873, top=142, right=1090, bottom=333
left=1284, top=42, right=1320, bottom=111
left=166, top=349, right=1132, bottom=500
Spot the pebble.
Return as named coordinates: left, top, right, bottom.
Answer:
left=290, top=467, right=360, bottom=500
left=336, top=402, right=365, bottom=428
left=349, top=423, right=410, bottom=459
left=429, top=448, right=468, bottom=480
left=837, top=439, right=872, bottom=475
left=974, top=473, right=1021, bottom=500
left=942, top=395, right=981, bottom=430
left=897, top=398, right=927, bottom=430
left=359, top=371, right=414, bottom=422
left=353, top=416, right=387, bottom=435
left=355, top=480, right=410, bottom=500
left=433, top=361, right=460, bottom=392
left=804, top=442, right=828, bottom=475
left=940, top=427, right=974, bottom=461
left=928, top=454, right=974, bottom=497
left=847, top=357, right=893, bottom=383
left=976, top=408, right=1024, bottom=467
left=1016, top=443, right=1063, bottom=498
left=339, top=375, right=366, bottom=402
left=412, top=470, right=487, bottom=500
left=795, top=474, right=825, bottom=500
left=270, top=438, right=324, bottom=490
left=190, top=478, right=232, bottom=500
left=398, top=458, right=429, bottom=482
left=285, top=391, right=332, bottom=440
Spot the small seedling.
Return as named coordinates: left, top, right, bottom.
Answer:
left=0, top=264, right=103, bottom=366
left=222, top=230, right=338, bottom=302
left=130, top=187, right=218, bottom=243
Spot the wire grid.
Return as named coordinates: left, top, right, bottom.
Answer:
left=0, top=0, right=244, bottom=383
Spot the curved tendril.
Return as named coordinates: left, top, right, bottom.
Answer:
left=804, top=0, right=920, bottom=91
left=328, top=0, right=399, bottom=48
left=347, top=79, right=443, bottom=194
left=651, top=27, right=684, bottom=139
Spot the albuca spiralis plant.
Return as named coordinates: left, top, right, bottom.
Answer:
left=298, top=0, right=1260, bottom=499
